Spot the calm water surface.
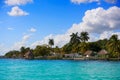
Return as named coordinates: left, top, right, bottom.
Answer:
left=0, top=59, right=120, bottom=80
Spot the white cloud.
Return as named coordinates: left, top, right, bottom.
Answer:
left=30, top=34, right=70, bottom=48
left=5, top=0, right=33, bottom=6
left=0, top=44, right=8, bottom=55
left=30, top=34, right=53, bottom=48
left=0, top=34, right=32, bottom=55
left=29, top=28, right=36, bottom=32
left=22, top=34, right=31, bottom=41
left=99, top=31, right=113, bottom=39
left=8, top=6, right=29, bottom=16
left=71, top=0, right=117, bottom=4
left=7, top=27, right=14, bottom=30
left=11, top=34, right=31, bottom=50
left=100, top=31, right=120, bottom=40
left=68, top=6, right=120, bottom=34
left=71, top=0, right=100, bottom=4
left=105, top=0, right=117, bottom=4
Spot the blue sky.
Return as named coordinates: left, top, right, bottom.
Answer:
left=0, top=0, right=120, bottom=55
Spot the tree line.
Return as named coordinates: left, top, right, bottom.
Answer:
left=5, top=32, right=120, bottom=59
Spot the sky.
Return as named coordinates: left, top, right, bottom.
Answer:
left=0, top=0, right=120, bottom=55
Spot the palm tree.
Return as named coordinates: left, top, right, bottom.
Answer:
left=69, top=32, right=81, bottom=53
left=20, top=46, right=26, bottom=54
left=79, top=32, right=89, bottom=54
left=106, top=34, right=120, bottom=58
left=80, top=32, right=89, bottom=42
left=49, top=39, right=54, bottom=48
left=70, top=32, right=80, bottom=45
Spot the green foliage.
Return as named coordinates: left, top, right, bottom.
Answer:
left=97, top=39, right=108, bottom=49
left=63, top=32, right=90, bottom=54
left=4, top=33, right=120, bottom=59
left=79, top=42, right=89, bottom=53
left=80, top=32, right=89, bottom=42
left=70, top=32, right=80, bottom=45
left=5, top=50, right=20, bottom=58
left=106, top=35, right=120, bottom=58
left=20, top=46, right=31, bottom=57
left=33, top=45, right=50, bottom=57
left=62, top=43, right=72, bottom=54
left=20, top=46, right=26, bottom=54
left=54, top=46, right=61, bottom=53
left=49, top=39, right=54, bottom=47
left=88, top=42, right=101, bottom=52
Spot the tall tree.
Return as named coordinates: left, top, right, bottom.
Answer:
left=106, top=34, right=120, bottom=58
left=97, top=39, right=108, bottom=49
left=20, top=46, right=26, bottom=54
left=79, top=32, right=90, bottom=53
left=70, top=32, right=80, bottom=45
left=33, top=45, right=50, bottom=57
left=80, top=32, right=89, bottom=42
left=49, top=39, right=54, bottom=48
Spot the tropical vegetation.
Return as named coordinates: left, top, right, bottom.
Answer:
left=4, top=32, right=120, bottom=60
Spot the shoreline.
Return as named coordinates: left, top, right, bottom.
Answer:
left=0, top=57, right=120, bottom=61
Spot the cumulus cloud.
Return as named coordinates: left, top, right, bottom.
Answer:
left=71, top=0, right=100, bottom=4
left=5, top=0, right=33, bottom=6
left=7, top=6, right=29, bottom=16
left=29, top=28, right=36, bottom=32
left=68, top=6, right=120, bottom=34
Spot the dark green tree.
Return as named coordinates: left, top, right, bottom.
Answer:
left=33, top=45, right=50, bottom=57
left=106, top=34, right=120, bottom=58
left=80, top=31, right=89, bottom=42
left=49, top=39, right=54, bottom=48
left=5, top=50, right=20, bottom=58
left=79, top=32, right=90, bottom=53
left=70, top=32, right=80, bottom=45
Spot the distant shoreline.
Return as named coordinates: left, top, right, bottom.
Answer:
left=0, top=57, right=120, bottom=61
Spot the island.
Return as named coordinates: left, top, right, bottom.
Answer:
left=2, top=32, right=120, bottom=61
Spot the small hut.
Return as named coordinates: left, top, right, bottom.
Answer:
left=64, top=53, right=74, bottom=58
left=98, top=49, right=108, bottom=59
left=12, top=54, right=17, bottom=58
left=84, top=50, right=93, bottom=58
left=24, top=50, right=34, bottom=59
left=64, top=53, right=80, bottom=58
left=98, top=49, right=108, bottom=55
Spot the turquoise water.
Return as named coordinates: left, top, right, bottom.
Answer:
left=0, top=59, right=120, bottom=80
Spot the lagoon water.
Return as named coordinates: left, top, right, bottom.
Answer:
left=0, top=59, right=120, bottom=80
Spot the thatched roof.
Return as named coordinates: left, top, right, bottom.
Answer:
left=98, top=49, right=108, bottom=55
left=84, top=50, right=92, bottom=55
left=24, top=50, right=34, bottom=59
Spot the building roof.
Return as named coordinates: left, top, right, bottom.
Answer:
left=84, top=50, right=92, bottom=55
left=98, top=49, right=108, bottom=55
left=24, top=50, right=34, bottom=59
